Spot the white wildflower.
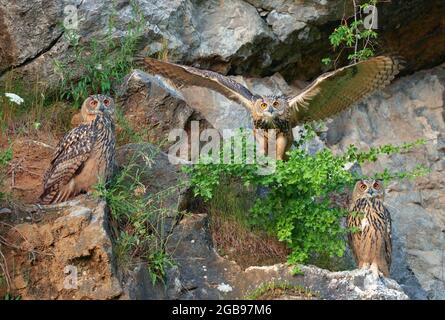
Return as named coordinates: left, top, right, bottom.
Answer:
left=217, top=283, right=233, bottom=293
left=343, top=161, right=356, bottom=171
left=33, top=122, right=42, bottom=130
left=5, top=93, right=24, bottom=105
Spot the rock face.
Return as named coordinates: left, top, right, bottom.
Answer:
left=128, top=213, right=408, bottom=300
left=1, top=0, right=444, bottom=301
left=2, top=197, right=123, bottom=300
left=327, top=65, right=445, bottom=299
left=1, top=0, right=444, bottom=83
left=115, top=143, right=191, bottom=217
left=117, top=71, right=195, bottom=151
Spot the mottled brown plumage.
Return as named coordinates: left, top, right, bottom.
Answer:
left=137, top=56, right=403, bottom=160
left=39, top=95, right=116, bottom=204
left=347, top=179, right=392, bottom=277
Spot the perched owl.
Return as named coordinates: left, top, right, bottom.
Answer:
left=137, top=55, right=403, bottom=160
left=39, top=94, right=116, bottom=204
left=347, top=179, right=392, bottom=277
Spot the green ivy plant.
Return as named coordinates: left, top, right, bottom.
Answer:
left=184, top=128, right=427, bottom=267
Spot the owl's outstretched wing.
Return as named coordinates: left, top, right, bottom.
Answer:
left=136, top=56, right=256, bottom=111
left=287, top=56, right=403, bottom=126
left=39, top=124, right=95, bottom=204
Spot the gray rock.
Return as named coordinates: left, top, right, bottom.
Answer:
left=116, top=143, right=191, bottom=219
left=2, top=0, right=444, bottom=84
left=244, top=264, right=408, bottom=300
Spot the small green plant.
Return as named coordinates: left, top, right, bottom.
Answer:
left=323, top=0, right=379, bottom=67
left=3, top=293, right=21, bottom=300
left=245, top=281, right=316, bottom=300
left=0, top=75, right=73, bottom=138
left=114, top=107, right=150, bottom=146
left=0, top=144, right=12, bottom=168
left=0, top=143, right=13, bottom=204
left=93, top=152, right=176, bottom=285
left=185, top=128, right=427, bottom=267
left=55, top=0, right=145, bottom=107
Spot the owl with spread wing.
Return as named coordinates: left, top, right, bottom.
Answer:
left=137, top=56, right=403, bottom=160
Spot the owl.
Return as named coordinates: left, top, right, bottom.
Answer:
left=137, top=55, right=403, bottom=160
left=39, top=94, right=116, bottom=204
left=347, top=179, right=392, bottom=277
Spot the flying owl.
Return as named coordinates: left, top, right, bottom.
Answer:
left=137, top=55, right=403, bottom=160
left=347, top=179, right=392, bottom=277
left=39, top=94, right=116, bottom=204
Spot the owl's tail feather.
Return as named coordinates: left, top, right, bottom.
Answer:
left=39, top=184, right=75, bottom=205
left=39, top=188, right=58, bottom=205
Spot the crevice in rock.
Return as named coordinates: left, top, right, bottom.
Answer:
left=0, top=30, right=64, bottom=78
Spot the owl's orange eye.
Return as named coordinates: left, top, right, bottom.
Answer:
left=373, top=181, right=381, bottom=189
left=261, top=103, right=268, bottom=109
left=273, top=101, right=279, bottom=107
left=90, top=100, right=98, bottom=107
left=359, top=183, right=367, bottom=191
left=103, top=99, right=110, bottom=106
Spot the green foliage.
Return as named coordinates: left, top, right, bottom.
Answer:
left=185, top=128, right=426, bottom=266
left=0, top=76, right=73, bottom=138
left=114, top=107, right=150, bottom=146
left=93, top=153, right=175, bottom=285
left=0, top=144, right=13, bottom=204
left=0, top=144, right=12, bottom=168
left=323, top=0, right=379, bottom=66
left=3, top=293, right=21, bottom=300
left=55, top=0, right=144, bottom=107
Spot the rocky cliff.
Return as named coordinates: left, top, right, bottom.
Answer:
left=1, top=0, right=444, bottom=82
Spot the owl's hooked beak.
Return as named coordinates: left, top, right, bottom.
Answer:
left=263, top=106, right=276, bottom=119
left=366, top=189, right=377, bottom=197
left=92, top=103, right=107, bottom=114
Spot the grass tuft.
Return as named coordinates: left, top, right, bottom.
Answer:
left=93, top=152, right=175, bottom=285
left=244, top=281, right=317, bottom=300
left=206, top=179, right=289, bottom=268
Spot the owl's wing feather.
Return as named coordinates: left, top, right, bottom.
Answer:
left=347, top=203, right=363, bottom=265
left=40, top=124, right=95, bottom=203
left=137, top=57, right=256, bottom=111
left=287, top=56, right=403, bottom=126
left=384, top=206, right=392, bottom=268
